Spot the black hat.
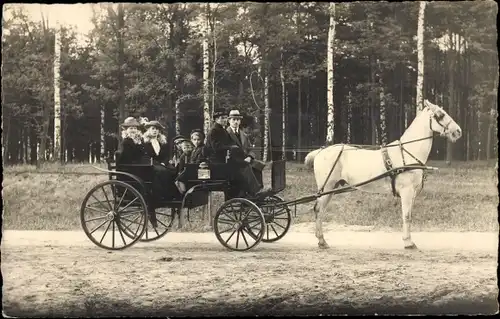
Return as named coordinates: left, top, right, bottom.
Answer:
left=172, top=135, right=188, bottom=145
left=190, top=129, right=205, bottom=139
left=213, top=108, right=227, bottom=120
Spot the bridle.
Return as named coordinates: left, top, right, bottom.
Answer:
left=429, top=109, right=453, bottom=137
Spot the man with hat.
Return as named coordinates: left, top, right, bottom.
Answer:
left=226, top=109, right=270, bottom=198
left=205, top=108, right=232, bottom=163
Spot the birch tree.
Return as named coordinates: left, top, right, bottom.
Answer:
left=53, top=23, right=62, bottom=162
left=280, top=49, right=286, bottom=159
left=202, top=3, right=211, bottom=137
left=263, top=69, right=269, bottom=162
left=416, top=1, right=426, bottom=113
left=326, top=2, right=336, bottom=144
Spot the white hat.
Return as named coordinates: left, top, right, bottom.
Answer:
left=228, top=109, right=243, bottom=119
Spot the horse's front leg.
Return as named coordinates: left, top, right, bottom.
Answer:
left=400, top=188, right=418, bottom=249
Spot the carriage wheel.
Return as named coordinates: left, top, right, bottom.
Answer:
left=139, top=208, right=175, bottom=242
left=80, top=180, right=147, bottom=250
left=214, top=198, right=266, bottom=251
left=256, top=195, right=292, bottom=243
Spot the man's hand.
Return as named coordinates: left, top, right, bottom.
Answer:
left=244, top=156, right=252, bottom=163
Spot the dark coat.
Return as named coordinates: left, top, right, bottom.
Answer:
left=205, top=123, right=234, bottom=163
left=189, top=145, right=208, bottom=164
left=226, top=126, right=256, bottom=160
left=143, top=140, right=170, bottom=165
left=118, top=137, right=147, bottom=164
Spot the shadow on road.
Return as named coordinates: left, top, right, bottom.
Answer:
left=4, top=294, right=498, bottom=317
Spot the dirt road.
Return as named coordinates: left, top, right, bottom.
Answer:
left=2, top=224, right=498, bottom=316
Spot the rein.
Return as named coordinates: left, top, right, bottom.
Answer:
left=315, top=110, right=446, bottom=197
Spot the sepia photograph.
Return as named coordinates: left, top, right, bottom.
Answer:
left=1, top=1, right=498, bottom=316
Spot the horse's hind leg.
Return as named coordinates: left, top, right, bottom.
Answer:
left=314, top=194, right=333, bottom=249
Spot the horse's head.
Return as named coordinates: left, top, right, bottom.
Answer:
left=424, top=100, right=462, bottom=142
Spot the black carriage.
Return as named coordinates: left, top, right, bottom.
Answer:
left=80, top=151, right=292, bottom=252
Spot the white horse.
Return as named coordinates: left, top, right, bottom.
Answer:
left=304, top=100, right=462, bottom=250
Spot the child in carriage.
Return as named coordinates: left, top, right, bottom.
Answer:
left=171, top=136, right=195, bottom=193
left=189, top=129, right=208, bottom=164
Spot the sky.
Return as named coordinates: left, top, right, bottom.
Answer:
left=4, top=3, right=97, bottom=42
left=4, top=3, right=460, bottom=53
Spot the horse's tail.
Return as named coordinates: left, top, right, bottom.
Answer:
left=304, top=148, right=322, bottom=168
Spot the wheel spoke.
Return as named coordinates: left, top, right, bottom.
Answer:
left=117, top=197, right=139, bottom=212
left=156, top=218, right=170, bottom=229
left=119, top=210, right=144, bottom=217
left=247, top=218, right=263, bottom=229
left=85, top=215, right=108, bottom=223
left=224, top=228, right=238, bottom=244
left=111, top=219, right=116, bottom=248
left=116, top=220, right=127, bottom=246
left=270, top=223, right=280, bottom=238
left=271, top=222, right=286, bottom=230
left=133, top=214, right=144, bottom=237
left=116, top=188, right=128, bottom=210
left=241, top=226, right=258, bottom=241
left=235, top=229, right=240, bottom=249
left=99, top=221, right=112, bottom=244
left=101, top=186, right=113, bottom=211
left=218, top=227, right=234, bottom=234
left=240, top=207, right=253, bottom=221
left=90, top=194, right=111, bottom=212
left=240, top=229, right=250, bottom=247
left=272, top=217, right=290, bottom=220
left=85, top=206, right=108, bottom=214
left=89, top=219, right=109, bottom=235
left=121, top=215, right=142, bottom=227
left=118, top=219, right=137, bottom=237
left=217, top=218, right=235, bottom=225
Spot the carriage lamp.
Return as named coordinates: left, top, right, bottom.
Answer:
left=198, top=162, right=211, bottom=179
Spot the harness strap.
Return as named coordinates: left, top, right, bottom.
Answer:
left=318, top=144, right=345, bottom=194
left=380, top=146, right=400, bottom=197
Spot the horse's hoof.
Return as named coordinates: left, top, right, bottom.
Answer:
left=318, top=242, right=330, bottom=249
left=404, top=243, right=418, bottom=250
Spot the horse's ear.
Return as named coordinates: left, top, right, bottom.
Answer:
left=424, top=99, right=435, bottom=111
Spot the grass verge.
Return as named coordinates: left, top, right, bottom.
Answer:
left=2, top=160, right=498, bottom=232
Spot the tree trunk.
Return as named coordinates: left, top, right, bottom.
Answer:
left=100, top=98, right=105, bottom=161
left=53, top=25, right=62, bottom=163
left=37, top=13, right=51, bottom=168
left=297, top=78, right=302, bottom=161
left=280, top=50, right=286, bottom=160
left=117, top=3, right=126, bottom=143
left=203, top=3, right=211, bottom=137
left=446, top=30, right=455, bottom=163
left=263, top=72, right=269, bottom=162
left=175, top=96, right=181, bottom=135
left=370, top=57, right=378, bottom=145
left=326, top=2, right=336, bottom=144
left=416, top=0, right=426, bottom=113
left=378, top=59, right=387, bottom=145
left=2, top=112, right=9, bottom=165
left=211, top=10, right=217, bottom=123
left=347, top=90, right=352, bottom=144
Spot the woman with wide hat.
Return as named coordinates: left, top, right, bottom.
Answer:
left=142, top=120, right=181, bottom=203
left=118, top=117, right=146, bottom=164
